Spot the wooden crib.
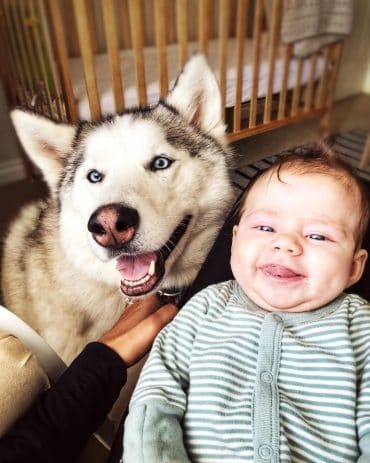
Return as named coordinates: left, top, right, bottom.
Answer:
left=0, top=0, right=345, bottom=142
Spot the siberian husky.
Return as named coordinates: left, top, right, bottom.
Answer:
left=1, top=54, right=234, bottom=367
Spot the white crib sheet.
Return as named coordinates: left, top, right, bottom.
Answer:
left=68, top=34, right=324, bottom=120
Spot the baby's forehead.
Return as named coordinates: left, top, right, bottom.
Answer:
left=256, top=165, right=358, bottom=194
left=243, top=166, right=362, bottom=213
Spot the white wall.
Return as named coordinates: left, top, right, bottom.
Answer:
left=335, top=0, right=370, bottom=99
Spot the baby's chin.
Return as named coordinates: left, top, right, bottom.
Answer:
left=244, top=288, right=319, bottom=313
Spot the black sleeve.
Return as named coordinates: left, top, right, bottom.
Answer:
left=0, top=342, right=127, bottom=463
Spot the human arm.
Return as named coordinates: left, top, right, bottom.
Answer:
left=124, top=289, right=212, bottom=463
left=0, top=295, right=177, bottom=463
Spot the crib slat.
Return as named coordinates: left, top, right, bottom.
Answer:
left=176, top=0, right=188, bottom=67
left=0, top=2, right=24, bottom=106
left=47, top=0, right=77, bottom=121
left=128, top=0, right=147, bottom=107
left=166, top=0, right=176, bottom=44
left=249, top=0, right=263, bottom=128
left=9, top=1, right=34, bottom=99
left=154, top=0, right=168, bottom=98
left=38, top=0, right=66, bottom=120
left=315, top=46, right=331, bottom=109
left=65, top=0, right=80, bottom=56
left=2, top=0, right=28, bottom=105
left=0, top=31, right=15, bottom=106
left=277, top=43, right=292, bottom=120
left=263, top=0, right=281, bottom=124
left=233, top=0, right=248, bottom=132
left=102, top=0, right=125, bottom=112
left=73, top=0, right=101, bottom=119
left=120, top=0, right=132, bottom=49
left=291, top=57, right=303, bottom=116
left=218, top=0, right=229, bottom=120
left=198, top=0, right=212, bottom=55
left=325, top=41, right=343, bottom=107
left=28, top=0, right=54, bottom=118
left=87, top=1, right=98, bottom=54
left=19, top=1, right=40, bottom=97
left=303, top=51, right=318, bottom=112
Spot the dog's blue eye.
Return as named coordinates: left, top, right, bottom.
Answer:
left=150, top=156, right=173, bottom=171
left=87, top=170, right=104, bottom=183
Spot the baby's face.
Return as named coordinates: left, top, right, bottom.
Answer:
left=231, top=170, right=368, bottom=312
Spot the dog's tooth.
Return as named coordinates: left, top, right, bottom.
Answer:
left=123, top=273, right=151, bottom=287
left=148, top=260, right=156, bottom=276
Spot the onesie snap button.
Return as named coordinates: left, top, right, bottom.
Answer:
left=260, top=371, right=273, bottom=383
left=258, top=444, right=273, bottom=459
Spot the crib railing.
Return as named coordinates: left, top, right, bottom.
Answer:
left=0, top=0, right=344, bottom=142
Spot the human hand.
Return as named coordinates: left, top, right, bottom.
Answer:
left=98, top=294, right=178, bottom=366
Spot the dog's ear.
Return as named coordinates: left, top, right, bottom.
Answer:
left=165, top=53, right=225, bottom=140
left=11, top=109, right=76, bottom=192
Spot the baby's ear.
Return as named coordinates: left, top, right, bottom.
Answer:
left=346, top=249, right=368, bottom=287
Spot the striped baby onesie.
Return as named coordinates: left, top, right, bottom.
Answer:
left=124, top=280, right=370, bottom=463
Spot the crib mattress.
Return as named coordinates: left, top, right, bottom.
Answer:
left=68, top=34, right=324, bottom=120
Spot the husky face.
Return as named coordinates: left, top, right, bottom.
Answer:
left=11, top=54, right=234, bottom=297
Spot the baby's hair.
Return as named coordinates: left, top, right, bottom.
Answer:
left=235, top=143, right=370, bottom=248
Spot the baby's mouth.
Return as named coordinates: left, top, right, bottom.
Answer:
left=261, top=264, right=303, bottom=279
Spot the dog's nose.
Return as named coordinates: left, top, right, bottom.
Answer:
left=88, top=204, right=139, bottom=247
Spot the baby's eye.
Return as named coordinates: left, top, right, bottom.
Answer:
left=307, top=234, right=326, bottom=241
left=257, top=225, right=274, bottom=232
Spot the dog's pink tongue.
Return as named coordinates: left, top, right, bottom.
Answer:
left=263, top=264, right=298, bottom=278
left=116, top=252, right=157, bottom=280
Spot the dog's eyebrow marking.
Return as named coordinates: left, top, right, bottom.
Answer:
left=154, top=105, right=224, bottom=158
left=165, top=128, right=206, bottom=157
left=156, top=116, right=210, bottom=157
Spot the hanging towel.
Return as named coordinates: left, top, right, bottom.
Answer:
left=265, top=0, right=353, bottom=57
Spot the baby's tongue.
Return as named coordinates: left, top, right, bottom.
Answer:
left=264, top=264, right=298, bottom=278
left=116, top=252, right=157, bottom=280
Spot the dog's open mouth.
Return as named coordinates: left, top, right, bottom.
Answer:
left=116, top=215, right=192, bottom=297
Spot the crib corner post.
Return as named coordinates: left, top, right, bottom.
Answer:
left=318, top=109, right=333, bottom=139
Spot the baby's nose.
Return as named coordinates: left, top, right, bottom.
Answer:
left=272, top=233, right=302, bottom=255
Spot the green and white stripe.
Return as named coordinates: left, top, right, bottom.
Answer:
left=130, top=280, right=370, bottom=462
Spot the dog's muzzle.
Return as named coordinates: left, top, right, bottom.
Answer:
left=87, top=204, right=192, bottom=297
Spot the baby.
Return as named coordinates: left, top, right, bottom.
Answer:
left=124, top=148, right=370, bottom=463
